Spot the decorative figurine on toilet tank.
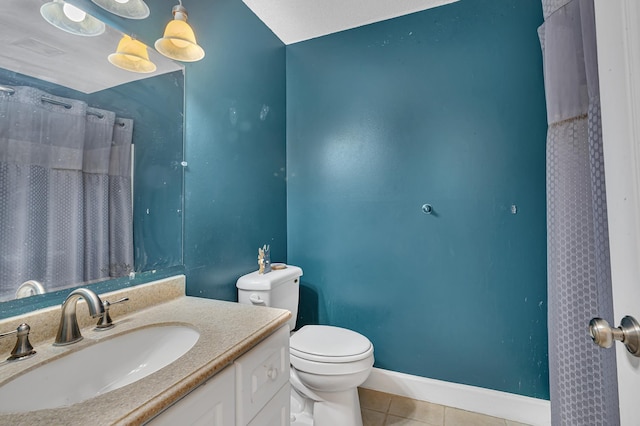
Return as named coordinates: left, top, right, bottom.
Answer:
left=258, top=244, right=271, bottom=274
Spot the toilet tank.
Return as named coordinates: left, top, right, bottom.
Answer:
left=236, top=265, right=302, bottom=331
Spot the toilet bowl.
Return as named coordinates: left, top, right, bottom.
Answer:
left=236, top=266, right=374, bottom=426
left=289, top=325, right=374, bottom=426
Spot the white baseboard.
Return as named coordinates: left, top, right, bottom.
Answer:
left=361, top=368, right=551, bottom=426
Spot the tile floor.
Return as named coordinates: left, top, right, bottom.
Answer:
left=358, top=388, right=531, bottom=426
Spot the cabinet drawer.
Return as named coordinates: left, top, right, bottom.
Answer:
left=236, top=325, right=289, bottom=425
left=247, top=383, right=290, bottom=426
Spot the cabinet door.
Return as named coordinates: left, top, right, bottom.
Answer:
left=247, top=383, right=291, bottom=426
left=147, top=365, right=235, bottom=426
left=235, top=325, right=290, bottom=425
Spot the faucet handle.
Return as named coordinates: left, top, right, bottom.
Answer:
left=0, top=323, right=36, bottom=361
left=95, top=297, right=129, bottom=330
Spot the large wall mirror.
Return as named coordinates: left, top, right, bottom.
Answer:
left=0, top=0, right=185, bottom=318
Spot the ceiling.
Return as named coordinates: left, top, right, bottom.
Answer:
left=2, top=0, right=459, bottom=93
left=1, top=0, right=181, bottom=94
left=242, top=0, right=460, bottom=45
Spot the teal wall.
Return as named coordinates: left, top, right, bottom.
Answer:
left=54, top=0, right=548, bottom=400
left=286, top=0, right=549, bottom=399
left=180, top=0, right=287, bottom=301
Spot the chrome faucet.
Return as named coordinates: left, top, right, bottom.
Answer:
left=54, top=288, right=105, bottom=346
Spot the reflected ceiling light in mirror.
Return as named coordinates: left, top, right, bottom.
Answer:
left=155, top=1, right=204, bottom=62
left=108, top=34, right=157, bottom=73
left=90, top=0, right=150, bottom=20
left=40, top=0, right=106, bottom=37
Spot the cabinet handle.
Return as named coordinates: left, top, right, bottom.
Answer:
left=267, top=367, right=278, bottom=380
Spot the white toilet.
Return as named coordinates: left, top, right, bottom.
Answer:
left=237, top=265, right=374, bottom=426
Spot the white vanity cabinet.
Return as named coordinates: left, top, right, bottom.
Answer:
left=235, top=325, right=290, bottom=425
left=148, top=365, right=236, bottom=425
left=148, top=325, right=290, bottom=426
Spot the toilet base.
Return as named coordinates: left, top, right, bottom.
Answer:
left=314, top=387, right=363, bottom=426
left=291, top=387, right=313, bottom=426
left=290, top=409, right=314, bottom=426
left=290, top=386, right=363, bottom=426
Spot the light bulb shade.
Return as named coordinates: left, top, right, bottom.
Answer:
left=40, top=0, right=105, bottom=37
left=108, top=35, right=157, bottom=73
left=90, top=0, right=150, bottom=20
left=155, top=7, right=205, bottom=62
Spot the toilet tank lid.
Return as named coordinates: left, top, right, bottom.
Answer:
left=236, top=265, right=303, bottom=290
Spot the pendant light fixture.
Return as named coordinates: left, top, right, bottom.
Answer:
left=90, top=0, right=150, bottom=20
left=40, top=0, right=105, bottom=37
left=108, top=35, right=157, bottom=73
left=155, top=1, right=205, bottom=62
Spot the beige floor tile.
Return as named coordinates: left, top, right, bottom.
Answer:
left=359, top=388, right=393, bottom=413
left=388, top=396, right=445, bottom=425
left=386, top=414, right=434, bottom=425
left=358, top=389, right=520, bottom=426
left=362, top=408, right=387, bottom=426
left=444, top=407, right=506, bottom=426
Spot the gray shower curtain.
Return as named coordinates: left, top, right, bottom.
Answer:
left=0, top=85, right=134, bottom=301
left=540, top=0, right=619, bottom=424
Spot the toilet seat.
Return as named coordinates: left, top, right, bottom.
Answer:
left=290, top=351, right=374, bottom=376
left=290, top=325, right=372, bottom=363
left=290, top=325, right=374, bottom=377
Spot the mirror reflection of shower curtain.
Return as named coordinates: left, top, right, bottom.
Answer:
left=540, top=0, right=619, bottom=424
left=0, top=86, right=133, bottom=300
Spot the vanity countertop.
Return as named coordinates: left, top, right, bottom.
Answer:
left=0, top=277, right=291, bottom=425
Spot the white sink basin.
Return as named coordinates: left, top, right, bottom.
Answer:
left=0, top=324, right=199, bottom=413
